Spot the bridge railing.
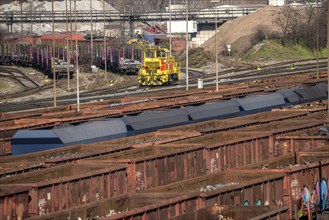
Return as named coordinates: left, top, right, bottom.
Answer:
left=0, top=7, right=257, bottom=24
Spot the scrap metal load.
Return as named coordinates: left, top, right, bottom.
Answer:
left=138, top=47, right=181, bottom=86
left=119, top=58, right=141, bottom=75
left=53, top=58, right=74, bottom=75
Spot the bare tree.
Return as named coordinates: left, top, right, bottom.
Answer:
left=252, top=25, right=271, bottom=43
left=274, top=4, right=327, bottom=50
left=274, top=6, right=302, bottom=45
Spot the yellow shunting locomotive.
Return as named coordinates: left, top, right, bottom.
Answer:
left=138, top=47, right=181, bottom=86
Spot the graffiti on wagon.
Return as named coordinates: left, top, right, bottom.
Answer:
left=298, top=179, right=329, bottom=218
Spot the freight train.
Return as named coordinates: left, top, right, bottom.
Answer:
left=11, top=83, right=328, bottom=155
left=0, top=43, right=183, bottom=83
left=0, top=43, right=143, bottom=77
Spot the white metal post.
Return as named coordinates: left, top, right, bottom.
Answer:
left=66, top=0, right=70, bottom=91
left=215, top=5, right=218, bottom=92
left=90, top=0, right=93, bottom=66
left=185, top=0, right=189, bottom=91
left=74, top=0, right=80, bottom=111
left=169, top=0, right=172, bottom=57
left=52, top=0, right=56, bottom=107
left=103, top=0, right=107, bottom=82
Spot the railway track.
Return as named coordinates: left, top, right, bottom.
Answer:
left=0, top=59, right=327, bottom=113
left=201, top=58, right=328, bottom=84
left=0, top=67, right=62, bottom=101
left=0, top=66, right=41, bottom=89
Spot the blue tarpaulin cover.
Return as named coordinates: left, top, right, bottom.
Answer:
left=236, top=93, right=286, bottom=113
left=279, top=90, right=301, bottom=105
left=12, top=130, right=63, bottom=155
left=123, top=109, right=189, bottom=132
left=53, top=119, right=127, bottom=145
left=183, top=100, right=240, bottom=121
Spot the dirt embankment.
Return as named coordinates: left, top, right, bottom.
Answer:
left=202, top=6, right=281, bottom=56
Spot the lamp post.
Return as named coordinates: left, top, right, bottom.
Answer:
left=90, top=0, right=93, bottom=65
left=169, top=0, right=172, bottom=57
left=215, top=5, right=218, bottom=92
left=52, top=0, right=56, bottom=107
left=185, top=0, right=189, bottom=91
left=30, top=0, right=33, bottom=47
left=211, top=0, right=221, bottom=91
left=103, top=0, right=107, bottom=82
left=74, top=0, right=80, bottom=111
left=66, top=0, right=70, bottom=91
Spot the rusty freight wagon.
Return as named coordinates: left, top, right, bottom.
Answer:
left=0, top=164, right=128, bottom=219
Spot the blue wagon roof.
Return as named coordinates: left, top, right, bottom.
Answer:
left=13, top=130, right=58, bottom=139
left=124, top=109, right=189, bottom=131
left=183, top=100, right=240, bottom=121
left=236, top=93, right=285, bottom=111
left=53, top=119, right=127, bottom=144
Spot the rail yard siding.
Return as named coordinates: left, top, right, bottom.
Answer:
left=0, top=164, right=128, bottom=218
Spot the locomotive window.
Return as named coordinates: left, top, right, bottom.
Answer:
left=146, top=51, right=154, bottom=58
left=157, top=50, right=166, bottom=58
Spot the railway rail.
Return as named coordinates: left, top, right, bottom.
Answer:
left=0, top=66, right=40, bottom=89
left=1, top=58, right=327, bottom=113
left=202, top=58, right=328, bottom=84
